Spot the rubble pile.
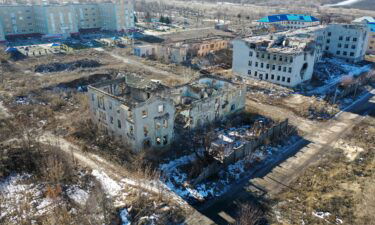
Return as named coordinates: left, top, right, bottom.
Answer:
left=34, top=59, right=101, bottom=73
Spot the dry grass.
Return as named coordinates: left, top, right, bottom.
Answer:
left=271, top=117, right=375, bottom=225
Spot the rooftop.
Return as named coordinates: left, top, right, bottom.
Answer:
left=369, top=23, right=375, bottom=32
left=257, top=14, right=319, bottom=23
left=353, top=16, right=375, bottom=23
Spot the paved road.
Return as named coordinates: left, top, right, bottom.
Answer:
left=199, top=89, right=375, bottom=224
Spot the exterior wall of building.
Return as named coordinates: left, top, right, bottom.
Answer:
left=174, top=77, right=246, bottom=129
left=182, top=86, right=246, bottom=129
left=98, top=0, right=134, bottom=32
left=134, top=45, right=160, bottom=57
left=132, top=98, right=175, bottom=150
left=88, top=81, right=175, bottom=152
left=74, top=4, right=100, bottom=30
left=232, top=39, right=316, bottom=87
left=0, top=5, right=36, bottom=36
left=0, top=2, right=134, bottom=40
left=257, top=21, right=320, bottom=29
left=33, top=5, right=78, bottom=38
left=196, top=39, right=228, bottom=57
left=368, top=31, right=375, bottom=54
left=98, top=3, right=117, bottom=31
left=114, top=0, right=135, bottom=31
left=323, top=24, right=369, bottom=62
left=0, top=20, right=5, bottom=42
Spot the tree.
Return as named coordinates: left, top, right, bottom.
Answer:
left=145, top=11, right=152, bottom=23
left=160, top=15, right=165, bottom=23
left=165, top=17, right=171, bottom=24
left=236, top=203, right=264, bottom=225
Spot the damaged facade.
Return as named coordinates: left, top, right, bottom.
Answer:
left=133, top=37, right=229, bottom=64
left=233, top=24, right=369, bottom=86
left=88, top=75, right=175, bottom=151
left=88, top=75, right=245, bottom=151
left=232, top=26, right=323, bottom=87
left=173, top=76, right=246, bottom=130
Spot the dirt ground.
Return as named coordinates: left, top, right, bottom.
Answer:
left=270, top=115, right=375, bottom=225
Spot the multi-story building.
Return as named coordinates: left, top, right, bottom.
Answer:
left=368, top=23, right=375, bottom=54
left=353, top=17, right=375, bottom=55
left=0, top=20, right=5, bottom=42
left=98, top=0, right=134, bottom=32
left=233, top=24, right=369, bottom=87
left=88, top=74, right=175, bottom=151
left=232, top=27, right=324, bottom=87
left=74, top=3, right=100, bottom=32
left=256, top=14, right=320, bottom=30
left=0, top=5, right=36, bottom=41
left=323, top=24, right=369, bottom=63
left=88, top=74, right=245, bottom=151
left=33, top=4, right=78, bottom=39
left=0, top=0, right=134, bottom=41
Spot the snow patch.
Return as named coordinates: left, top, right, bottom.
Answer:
left=120, top=208, right=131, bottom=225
left=67, top=186, right=89, bottom=205
left=92, top=170, right=121, bottom=197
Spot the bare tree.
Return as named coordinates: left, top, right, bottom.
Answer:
left=236, top=203, right=264, bottom=225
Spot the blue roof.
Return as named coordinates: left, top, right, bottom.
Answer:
left=257, top=14, right=319, bottom=23
left=368, top=23, right=375, bottom=32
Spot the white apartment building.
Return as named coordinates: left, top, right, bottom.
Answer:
left=0, top=0, right=134, bottom=42
left=233, top=29, right=321, bottom=87
left=323, top=24, right=369, bottom=63
left=256, top=14, right=320, bottom=30
left=233, top=24, right=369, bottom=87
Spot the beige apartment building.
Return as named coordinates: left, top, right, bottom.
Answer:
left=0, top=0, right=134, bottom=42
left=0, top=5, right=36, bottom=40
left=33, top=4, right=79, bottom=39
left=98, top=0, right=134, bottom=32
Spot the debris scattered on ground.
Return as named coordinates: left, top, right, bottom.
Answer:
left=34, top=59, right=101, bottom=73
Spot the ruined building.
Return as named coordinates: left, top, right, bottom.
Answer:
left=88, top=75, right=246, bottom=151
left=88, top=75, right=175, bottom=151
left=232, top=28, right=322, bottom=87
left=233, top=24, right=369, bottom=86
left=173, top=76, right=246, bottom=130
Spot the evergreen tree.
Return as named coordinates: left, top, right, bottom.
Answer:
left=160, top=15, right=165, bottom=23
left=165, top=17, right=171, bottom=24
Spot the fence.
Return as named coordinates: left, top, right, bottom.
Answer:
left=192, top=119, right=290, bottom=185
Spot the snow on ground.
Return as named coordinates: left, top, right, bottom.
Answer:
left=160, top=127, right=299, bottom=203
left=66, top=185, right=89, bottom=205
left=0, top=174, right=60, bottom=223
left=120, top=208, right=132, bottom=225
left=309, top=58, right=372, bottom=95
left=92, top=170, right=122, bottom=197
left=324, top=0, right=363, bottom=7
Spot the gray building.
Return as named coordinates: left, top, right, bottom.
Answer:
left=323, top=24, right=369, bottom=62
left=88, top=74, right=246, bottom=151
left=0, top=0, right=135, bottom=42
